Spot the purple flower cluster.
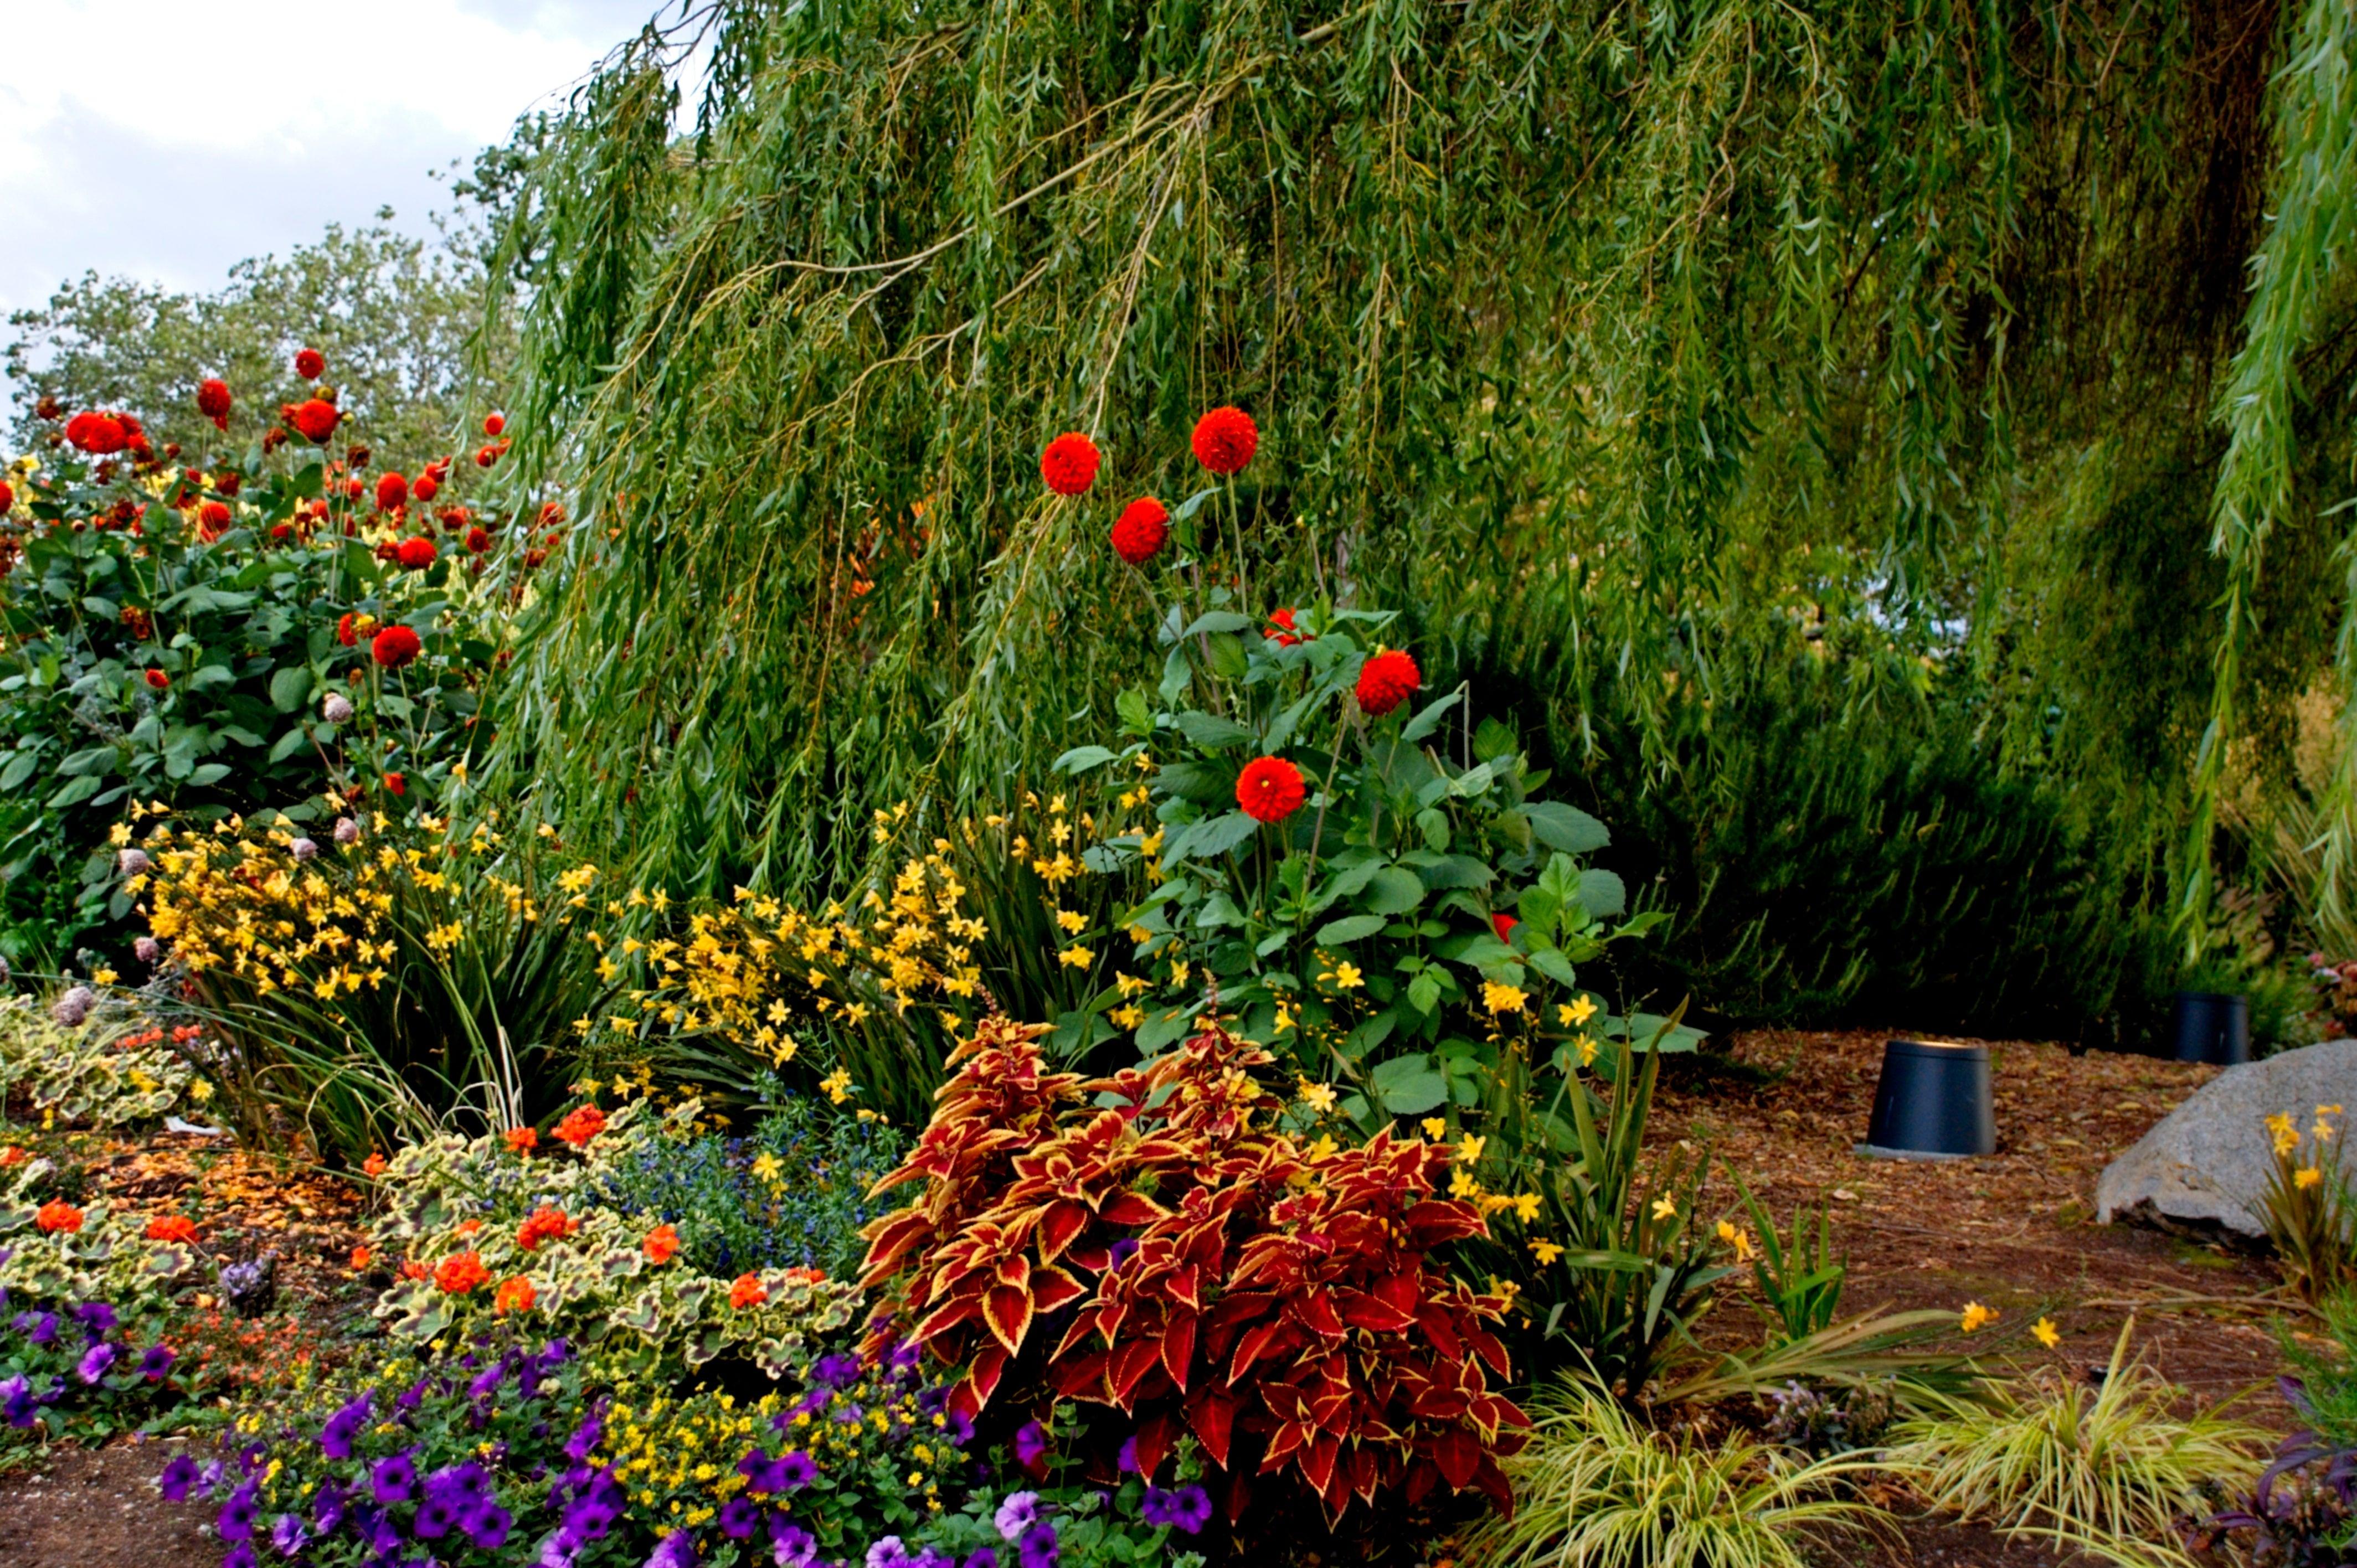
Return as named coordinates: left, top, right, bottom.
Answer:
left=1139, top=1484, right=1212, bottom=1535
left=0, top=1290, right=175, bottom=1432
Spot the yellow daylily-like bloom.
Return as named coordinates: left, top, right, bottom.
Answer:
left=1528, top=1239, right=1564, bottom=1265
left=1960, top=1301, right=1999, bottom=1333
left=2032, top=1317, right=2061, bottom=1348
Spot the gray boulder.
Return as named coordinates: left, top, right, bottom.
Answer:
left=2096, top=1037, right=2357, bottom=1237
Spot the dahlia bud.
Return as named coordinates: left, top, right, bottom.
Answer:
left=333, top=817, right=361, bottom=846
left=52, top=986, right=96, bottom=1027
left=117, top=847, right=151, bottom=878
left=290, top=837, right=318, bottom=863
left=132, top=936, right=161, bottom=964
left=322, top=693, right=355, bottom=724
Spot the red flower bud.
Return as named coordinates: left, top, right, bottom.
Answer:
left=294, top=348, right=325, bottom=380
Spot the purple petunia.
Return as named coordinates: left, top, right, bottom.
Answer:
left=313, top=1483, right=347, bottom=1533
left=771, top=1520, right=818, bottom=1568
left=773, top=1450, right=817, bottom=1490
left=1013, top=1421, right=1048, bottom=1468
left=718, top=1497, right=764, bottom=1541
left=270, top=1513, right=308, bottom=1556
left=137, top=1343, right=176, bottom=1381
left=413, top=1494, right=461, bottom=1539
left=810, top=1352, right=862, bottom=1390
left=1117, top=1436, right=1140, bottom=1476
left=1018, top=1521, right=1059, bottom=1568
left=943, top=1410, right=975, bottom=1447
left=1167, top=1484, right=1212, bottom=1534
left=320, top=1391, right=372, bottom=1459
left=370, top=1451, right=419, bottom=1504
left=867, top=1536, right=912, bottom=1568
left=563, top=1413, right=603, bottom=1463
left=221, top=1546, right=258, bottom=1568
left=994, top=1493, right=1042, bottom=1543
left=0, top=1374, right=34, bottom=1429
left=18, top=1311, right=58, bottom=1347
left=649, top=1526, right=701, bottom=1568
left=963, top=1551, right=999, bottom=1568
left=76, top=1341, right=117, bottom=1384
left=467, top=1503, right=515, bottom=1550
left=217, top=1482, right=260, bottom=1541
left=158, top=1453, right=200, bottom=1501
left=73, top=1301, right=117, bottom=1339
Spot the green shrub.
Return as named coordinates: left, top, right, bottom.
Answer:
left=0, top=392, right=527, bottom=969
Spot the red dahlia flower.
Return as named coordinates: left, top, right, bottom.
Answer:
left=371, top=623, right=423, bottom=668
left=483, top=412, right=505, bottom=437
left=1356, top=648, right=1421, bottom=716
left=1110, top=497, right=1169, bottom=564
left=145, top=668, right=169, bottom=691
left=383, top=772, right=406, bottom=796
left=197, top=501, right=232, bottom=541
left=0, top=482, right=13, bottom=513
left=1039, top=432, right=1101, bottom=496
left=474, top=444, right=499, bottom=468
left=196, top=378, right=232, bottom=430
left=1191, top=405, right=1258, bottom=475
left=1236, top=755, right=1306, bottom=823
left=1265, top=607, right=1304, bottom=646
left=68, top=412, right=128, bottom=456
left=465, top=526, right=491, bottom=554
left=290, top=399, right=341, bottom=444
left=394, top=536, right=439, bottom=570
left=294, top=347, right=325, bottom=380
left=413, top=473, right=439, bottom=503
left=375, top=472, right=408, bottom=512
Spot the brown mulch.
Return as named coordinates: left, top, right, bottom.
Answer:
left=0, top=1029, right=2311, bottom=1567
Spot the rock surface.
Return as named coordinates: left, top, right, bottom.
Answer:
left=2096, top=1036, right=2357, bottom=1236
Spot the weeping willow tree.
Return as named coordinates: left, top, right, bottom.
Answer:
left=478, top=0, right=2357, bottom=1021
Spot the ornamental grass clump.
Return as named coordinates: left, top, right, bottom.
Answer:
left=1463, top=1376, right=1888, bottom=1568
left=859, top=1015, right=1527, bottom=1524
left=1886, top=1321, right=2268, bottom=1568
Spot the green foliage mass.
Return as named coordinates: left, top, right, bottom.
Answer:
left=135, top=0, right=2301, bottom=1040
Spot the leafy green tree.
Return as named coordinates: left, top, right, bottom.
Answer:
left=5, top=211, right=511, bottom=467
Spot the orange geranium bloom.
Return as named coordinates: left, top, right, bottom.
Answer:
left=503, top=1127, right=539, bottom=1156
left=729, top=1272, right=768, bottom=1309
left=516, top=1207, right=577, bottom=1252
left=642, top=1224, right=681, bottom=1265
left=362, top=1153, right=387, bottom=1178
left=351, top=1246, right=373, bottom=1270
left=435, top=1251, right=490, bottom=1294
left=144, top=1215, right=199, bottom=1243
left=400, top=1260, right=430, bottom=1282
left=35, top=1200, right=83, bottom=1234
left=554, top=1105, right=606, bottom=1148
left=493, top=1276, right=536, bottom=1314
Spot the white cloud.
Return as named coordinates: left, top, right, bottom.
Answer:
left=0, top=0, right=653, bottom=313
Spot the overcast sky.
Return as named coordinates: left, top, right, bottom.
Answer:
left=0, top=0, right=666, bottom=317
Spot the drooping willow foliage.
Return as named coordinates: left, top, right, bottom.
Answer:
left=480, top=0, right=2357, bottom=1025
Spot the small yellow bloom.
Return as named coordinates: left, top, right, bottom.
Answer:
left=1715, top=1220, right=1754, bottom=1261
left=1565, top=994, right=1598, bottom=1025
left=2032, top=1317, right=2061, bottom=1349
left=1483, top=982, right=1527, bottom=1015
left=1055, top=910, right=1085, bottom=935
left=1331, top=962, right=1364, bottom=991
left=2296, top=1166, right=2323, bottom=1190
left=1649, top=1194, right=1677, bottom=1221
left=1960, top=1301, right=1999, bottom=1333
left=1528, top=1239, right=1563, bottom=1266
left=1296, top=1079, right=1338, bottom=1115
left=1456, top=1134, right=1487, bottom=1165
left=1509, top=1192, right=1542, bottom=1223
left=1058, top=946, right=1093, bottom=970
left=1421, top=1117, right=1448, bottom=1141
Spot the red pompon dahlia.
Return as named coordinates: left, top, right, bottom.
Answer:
left=383, top=771, right=406, bottom=796
left=1110, top=497, right=1169, bottom=564
left=197, top=501, right=232, bottom=541
left=0, top=482, right=13, bottom=514
left=68, top=412, right=128, bottom=456
left=474, top=444, right=499, bottom=469
left=1264, top=607, right=1304, bottom=646
left=375, top=471, right=408, bottom=512
left=394, top=536, right=438, bottom=570
left=290, top=399, right=341, bottom=443
left=294, top=347, right=325, bottom=380
left=145, top=668, right=169, bottom=691
left=196, top=378, right=231, bottom=430
left=1236, top=755, right=1306, bottom=823
left=1191, top=405, right=1258, bottom=476
left=465, top=526, right=491, bottom=554
left=1356, top=648, right=1421, bottom=716
left=1039, top=432, right=1101, bottom=497
left=371, top=623, right=423, bottom=668
left=413, top=473, right=439, bottom=503
left=483, top=412, right=505, bottom=437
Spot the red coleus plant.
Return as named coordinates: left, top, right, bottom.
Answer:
left=860, top=1017, right=1525, bottom=1524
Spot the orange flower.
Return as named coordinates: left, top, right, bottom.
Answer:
left=144, top=1214, right=198, bottom=1244
left=516, top=1207, right=577, bottom=1252
left=503, top=1127, right=539, bottom=1156
left=362, top=1153, right=387, bottom=1178
left=783, top=1266, right=827, bottom=1285
left=400, top=1260, right=430, bottom=1282
left=493, top=1276, right=536, bottom=1314
left=35, top=1200, right=83, bottom=1234
left=729, top=1272, right=768, bottom=1309
left=0, top=1146, right=24, bottom=1167
left=457, top=1218, right=483, bottom=1237
left=554, top=1105, right=606, bottom=1148
left=434, top=1251, right=490, bottom=1294
left=351, top=1246, right=373, bottom=1270
left=642, top=1224, right=681, bottom=1265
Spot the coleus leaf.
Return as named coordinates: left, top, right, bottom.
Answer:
left=982, top=1285, right=1033, bottom=1354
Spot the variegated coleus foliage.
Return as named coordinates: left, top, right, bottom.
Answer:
left=860, top=1017, right=1527, bottom=1525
